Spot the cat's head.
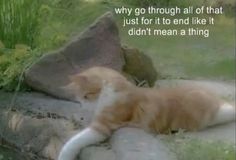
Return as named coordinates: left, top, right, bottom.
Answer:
left=63, top=74, right=102, bottom=102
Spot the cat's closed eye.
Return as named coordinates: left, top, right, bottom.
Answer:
left=83, top=92, right=99, bottom=100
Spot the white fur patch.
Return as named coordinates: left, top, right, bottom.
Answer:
left=58, top=127, right=106, bottom=160
left=209, top=103, right=235, bottom=126
left=95, top=83, right=120, bottom=115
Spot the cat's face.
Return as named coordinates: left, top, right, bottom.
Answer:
left=63, top=67, right=133, bottom=102
left=63, top=75, right=102, bottom=102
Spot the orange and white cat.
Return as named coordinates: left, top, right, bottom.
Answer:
left=58, top=67, right=235, bottom=160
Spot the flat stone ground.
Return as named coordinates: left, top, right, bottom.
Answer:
left=0, top=80, right=234, bottom=160
left=80, top=122, right=235, bottom=160
left=80, top=80, right=235, bottom=160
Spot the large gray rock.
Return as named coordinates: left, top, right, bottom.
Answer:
left=111, top=128, right=176, bottom=160
left=0, top=91, right=96, bottom=159
left=24, top=12, right=158, bottom=101
left=81, top=128, right=176, bottom=160
left=24, top=12, right=124, bottom=100
left=80, top=146, right=116, bottom=160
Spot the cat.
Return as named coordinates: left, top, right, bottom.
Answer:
left=58, top=67, right=235, bottom=160
left=63, top=66, right=133, bottom=102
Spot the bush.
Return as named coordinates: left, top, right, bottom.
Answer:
left=0, top=43, right=40, bottom=91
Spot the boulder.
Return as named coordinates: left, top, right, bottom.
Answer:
left=24, top=12, right=124, bottom=100
left=80, top=146, right=116, bottom=160
left=0, top=91, right=96, bottom=159
left=24, top=12, right=158, bottom=100
left=111, top=128, right=176, bottom=160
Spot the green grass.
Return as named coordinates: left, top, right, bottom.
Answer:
left=0, top=146, right=27, bottom=160
left=163, top=133, right=236, bottom=160
left=117, top=14, right=235, bottom=80
left=0, top=0, right=235, bottom=91
left=122, top=0, right=235, bottom=7
left=36, top=1, right=108, bottom=51
left=0, top=1, right=108, bottom=91
left=0, top=0, right=40, bottom=48
left=167, top=137, right=236, bottom=160
left=186, top=58, right=235, bottom=79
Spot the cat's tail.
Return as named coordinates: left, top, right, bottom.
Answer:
left=58, top=127, right=107, bottom=160
left=208, top=102, right=235, bottom=126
